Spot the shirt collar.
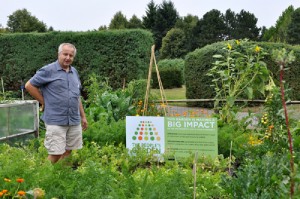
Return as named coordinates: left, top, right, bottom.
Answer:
left=55, top=60, right=73, bottom=73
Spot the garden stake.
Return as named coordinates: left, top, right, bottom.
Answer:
left=21, top=79, right=24, bottom=100
left=1, top=77, right=4, bottom=96
left=154, top=57, right=168, bottom=116
left=193, top=152, right=198, bottom=199
left=143, top=45, right=155, bottom=116
left=229, top=141, right=233, bottom=176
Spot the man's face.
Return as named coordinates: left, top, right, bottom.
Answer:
left=58, top=45, right=75, bottom=69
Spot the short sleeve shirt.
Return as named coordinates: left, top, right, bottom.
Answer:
left=30, top=60, right=82, bottom=125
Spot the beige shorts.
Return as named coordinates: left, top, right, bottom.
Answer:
left=44, top=124, right=83, bottom=155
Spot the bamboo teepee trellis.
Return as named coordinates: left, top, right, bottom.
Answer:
left=143, top=45, right=168, bottom=116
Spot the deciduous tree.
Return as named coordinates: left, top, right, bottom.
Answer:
left=98, top=25, right=108, bottom=31
left=109, top=11, right=128, bottom=29
left=48, top=26, right=54, bottom=32
left=175, top=14, right=199, bottom=52
left=128, top=15, right=143, bottom=29
left=160, top=28, right=187, bottom=59
left=7, top=9, right=47, bottom=32
left=193, top=9, right=226, bottom=48
left=287, top=7, right=300, bottom=44
left=271, top=6, right=294, bottom=43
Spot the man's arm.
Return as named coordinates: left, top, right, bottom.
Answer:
left=25, top=81, right=44, bottom=110
left=79, top=100, right=88, bottom=131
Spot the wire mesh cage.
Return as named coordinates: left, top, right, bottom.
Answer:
left=0, top=100, right=39, bottom=141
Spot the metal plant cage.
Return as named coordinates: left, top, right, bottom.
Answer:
left=0, top=100, right=39, bottom=141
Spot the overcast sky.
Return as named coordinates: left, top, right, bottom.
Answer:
left=1, top=0, right=300, bottom=31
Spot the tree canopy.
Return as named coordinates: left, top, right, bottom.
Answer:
left=175, top=14, right=199, bottom=52
left=231, top=9, right=260, bottom=40
left=160, top=28, right=187, bottom=59
left=128, top=15, right=143, bottom=29
left=109, top=11, right=128, bottom=29
left=7, top=9, right=47, bottom=32
left=142, top=0, right=157, bottom=30
left=3, top=2, right=297, bottom=61
left=287, top=7, right=300, bottom=45
left=193, top=9, right=226, bottom=48
left=267, top=6, right=294, bottom=43
left=142, top=0, right=179, bottom=50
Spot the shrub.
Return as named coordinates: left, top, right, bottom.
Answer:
left=152, top=59, right=185, bottom=89
left=0, top=30, right=153, bottom=94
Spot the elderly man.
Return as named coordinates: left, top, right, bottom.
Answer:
left=25, top=43, right=88, bottom=163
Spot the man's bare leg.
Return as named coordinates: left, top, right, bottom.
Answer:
left=48, top=154, right=62, bottom=164
left=62, top=150, right=72, bottom=159
left=48, top=150, right=72, bottom=164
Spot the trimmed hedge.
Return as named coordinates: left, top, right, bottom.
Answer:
left=152, top=58, right=184, bottom=89
left=0, top=30, right=153, bottom=93
left=185, top=41, right=300, bottom=107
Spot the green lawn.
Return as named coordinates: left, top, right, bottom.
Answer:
left=151, top=85, right=186, bottom=100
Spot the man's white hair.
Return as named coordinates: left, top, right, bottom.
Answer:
left=58, top=43, right=77, bottom=56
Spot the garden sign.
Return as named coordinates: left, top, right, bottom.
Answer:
left=126, top=116, right=218, bottom=158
